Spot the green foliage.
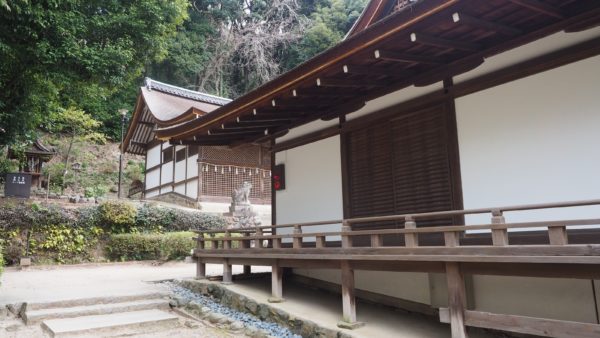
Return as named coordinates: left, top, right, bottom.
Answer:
left=84, top=185, right=108, bottom=198
left=0, top=0, right=189, bottom=144
left=0, top=243, right=3, bottom=278
left=125, top=161, right=145, bottom=183
left=0, top=152, right=18, bottom=184
left=98, top=201, right=138, bottom=234
left=106, top=232, right=195, bottom=261
left=0, top=200, right=228, bottom=265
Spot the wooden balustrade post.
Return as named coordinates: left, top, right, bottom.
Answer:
left=316, top=235, right=326, bottom=248
left=268, top=261, right=285, bottom=303
left=273, top=237, right=282, bottom=249
left=337, top=260, right=364, bottom=329
left=404, top=216, right=418, bottom=247
left=371, top=234, right=383, bottom=248
left=222, top=259, right=232, bottom=284
left=491, top=209, right=509, bottom=246
left=223, top=231, right=231, bottom=250
left=255, top=228, right=264, bottom=248
left=548, top=225, right=568, bottom=245
left=446, top=262, right=468, bottom=338
left=341, top=221, right=352, bottom=248
left=444, top=231, right=460, bottom=247
left=196, top=234, right=206, bottom=279
left=241, top=232, right=250, bottom=249
left=293, top=225, right=303, bottom=249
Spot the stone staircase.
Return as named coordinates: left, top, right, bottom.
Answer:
left=20, top=293, right=180, bottom=337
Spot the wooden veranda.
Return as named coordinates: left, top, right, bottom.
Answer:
left=193, top=199, right=600, bottom=338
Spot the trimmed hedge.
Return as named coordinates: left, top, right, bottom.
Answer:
left=106, top=231, right=195, bottom=261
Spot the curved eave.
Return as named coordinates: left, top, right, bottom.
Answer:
left=155, top=0, right=459, bottom=141
left=155, top=0, right=600, bottom=147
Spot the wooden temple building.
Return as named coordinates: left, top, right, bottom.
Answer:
left=122, top=78, right=271, bottom=208
left=8, top=140, right=56, bottom=188
left=153, top=0, right=600, bottom=337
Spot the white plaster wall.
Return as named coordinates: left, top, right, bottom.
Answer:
left=455, top=55, right=600, bottom=227
left=347, top=82, right=443, bottom=121
left=186, top=179, right=198, bottom=199
left=160, top=163, right=173, bottom=184
left=160, top=186, right=173, bottom=194
left=145, top=169, right=160, bottom=189
left=187, top=155, right=198, bottom=179
left=174, top=183, right=185, bottom=195
left=276, top=119, right=339, bottom=143
left=174, top=160, right=186, bottom=182
left=275, top=136, right=343, bottom=241
left=455, top=27, right=600, bottom=84
left=145, top=190, right=159, bottom=198
left=472, top=276, right=597, bottom=323
left=147, top=144, right=161, bottom=168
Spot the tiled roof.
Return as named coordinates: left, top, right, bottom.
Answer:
left=144, top=78, right=231, bottom=106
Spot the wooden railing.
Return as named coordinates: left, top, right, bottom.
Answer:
left=192, top=199, right=600, bottom=337
left=194, top=199, right=600, bottom=253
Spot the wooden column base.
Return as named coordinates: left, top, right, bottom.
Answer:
left=222, top=261, right=233, bottom=284
left=337, top=321, right=366, bottom=330
left=196, top=261, right=206, bottom=280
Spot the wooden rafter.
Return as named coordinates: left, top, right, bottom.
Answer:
left=292, top=87, right=362, bottom=98
left=374, top=49, right=444, bottom=64
left=452, top=12, right=522, bottom=36
left=410, top=32, right=481, bottom=52
left=317, top=77, right=387, bottom=88
left=507, top=0, right=564, bottom=19
left=343, top=64, right=413, bottom=77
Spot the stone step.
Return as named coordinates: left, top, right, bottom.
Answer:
left=24, top=298, right=170, bottom=324
left=41, top=309, right=179, bottom=338
left=25, top=292, right=169, bottom=311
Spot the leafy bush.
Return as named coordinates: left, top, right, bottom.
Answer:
left=170, top=211, right=228, bottom=231
left=106, top=232, right=195, bottom=261
left=84, top=185, right=108, bottom=198
left=135, top=204, right=175, bottom=233
left=98, top=201, right=137, bottom=233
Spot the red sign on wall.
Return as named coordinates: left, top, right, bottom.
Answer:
left=272, top=164, right=285, bottom=191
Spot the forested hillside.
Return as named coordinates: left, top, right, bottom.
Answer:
left=0, top=0, right=367, bottom=196
left=0, top=0, right=367, bottom=145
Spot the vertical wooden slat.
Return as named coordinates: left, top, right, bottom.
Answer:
left=548, top=225, right=568, bottom=245
left=444, top=231, right=460, bottom=247
left=293, top=225, right=303, bottom=249
left=272, top=237, right=282, bottom=249
left=341, top=260, right=356, bottom=322
left=222, top=259, right=232, bottom=284
left=491, top=209, right=509, bottom=246
left=269, top=261, right=284, bottom=303
left=446, top=262, right=468, bottom=338
left=316, top=235, right=326, bottom=248
left=241, top=232, right=250, bottom=249
left=341, top=221, right=352, bottom=248
left=404, top=217, right=418, bottom=247
left=370, top=234, right=383, bottom=247
left=223, top=231, right=231, bottom=250
left=256, top=228, right=264, bottom=249
left=196, top=234, right=206, bottom=279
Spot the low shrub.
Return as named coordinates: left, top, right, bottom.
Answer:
left=0, top=244, right=4, bottom=278
left=106, top=231, right=195, bottom=261
left=99, top=200, right=137, bottom=233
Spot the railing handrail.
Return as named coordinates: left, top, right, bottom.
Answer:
left=194, top=218, right=600, bottom=242
left=192, top=198, right=600, bottom=234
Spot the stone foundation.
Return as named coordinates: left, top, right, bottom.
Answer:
left=176, top=279, right=354, bottom=338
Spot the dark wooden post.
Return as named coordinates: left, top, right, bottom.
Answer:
left=222, top=259, right=232, bottom=284
left=491, top=209, right=509, bottom=246
left=268, top=261, right=284, bottom=303
left=196, top=233, right=206, bottom=279
left=446, top=262, right=468, bottom=338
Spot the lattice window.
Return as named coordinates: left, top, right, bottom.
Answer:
left=200, top=163, right=271, bottom=203
left=199, top=145, right=269, bottom=168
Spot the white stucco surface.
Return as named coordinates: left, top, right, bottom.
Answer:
left=187, top=155, right=198, bottom=180
left=275, top=136, right=343, bottom=241
left=145, top=169, right=160, bottom=189
left=146, top=144, right=161, bottom=168
left=455, top=55, right=600, bottom=226
left=160, top=162, right=173, bottom=184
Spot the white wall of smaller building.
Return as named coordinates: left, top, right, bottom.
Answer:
left=187, top=154, right=198, bottom=180
left=145, top=169, right=160, bottom=189
left=160, top=163, right=173, bottom=184
left=147, top=144, right=161, bottom=168
left=186, top=179, right=198, bottom=199
left=174, top=160, right=186, bottom=182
